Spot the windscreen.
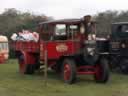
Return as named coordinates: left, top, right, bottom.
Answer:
left=117, top=25, right=128, bottom=32
left=55, top=24, right=66, bottom=36
left=112, top=24, right=128, bottom=38
left=54, top=24, right=79, bottom=40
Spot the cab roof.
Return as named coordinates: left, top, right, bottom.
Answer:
left=39, top=19, right=81, bottom=25
left=112, top=22, right=128, bottom=25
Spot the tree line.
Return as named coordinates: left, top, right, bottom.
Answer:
left=0, top=8, right=53, bottom=38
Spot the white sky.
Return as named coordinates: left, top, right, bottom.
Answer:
left=0, top=0, right=128, bottom=19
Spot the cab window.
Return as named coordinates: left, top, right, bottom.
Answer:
left=54, top=24, right=67, bottom=40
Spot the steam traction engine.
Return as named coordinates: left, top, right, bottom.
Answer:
left=14, top=15, right=109, bottom=84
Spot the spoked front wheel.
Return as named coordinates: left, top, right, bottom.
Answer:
left=61, top=58, right=77, bottom=84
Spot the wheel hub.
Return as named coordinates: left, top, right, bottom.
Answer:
left=64, top=64, right=71, bottom=81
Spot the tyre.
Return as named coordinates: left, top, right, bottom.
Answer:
left=119, top=58, right=128, bottom=74
left=94, top=58, right=109, bottom=83
left=61, top=58, right=76, bottom=84
left=18, top=54, right=35, bottom=74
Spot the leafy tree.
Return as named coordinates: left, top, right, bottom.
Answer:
left=95, top=10, right=128, bottom=37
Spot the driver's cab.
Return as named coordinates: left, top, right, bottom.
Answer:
left=53, top=24, right=79, bottom=40
left=39, top=20, right=80, bottom=41
left=39, top=15, right=96, bottom=42
left=38, top=15, right=96, bottom=59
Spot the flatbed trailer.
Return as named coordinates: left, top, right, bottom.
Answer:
left=14, top=41, right=39, bottom=53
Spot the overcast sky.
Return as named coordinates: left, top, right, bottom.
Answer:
left=0, top=0, right=128, bottom=19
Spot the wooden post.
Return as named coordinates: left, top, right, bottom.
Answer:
left=44, top=50, right=48, bottom=86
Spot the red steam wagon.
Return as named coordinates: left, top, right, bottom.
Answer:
left=13, top=15, right=109, bottom=84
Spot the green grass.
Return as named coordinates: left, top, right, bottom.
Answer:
left=0, top=59, right=128, bottom=96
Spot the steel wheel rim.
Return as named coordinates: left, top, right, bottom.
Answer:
left=64, top=64, right=71, bottom=81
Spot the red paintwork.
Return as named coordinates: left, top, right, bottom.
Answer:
left=14, top=41, right=39, bottom=65
left=64, top=63, right=71, bottom=81
left=77, top=66, right=96, bottom=75
left=14, top=41, right=39, bottom=53
left=77, top=71, right=96, bottom=75
left=40, top=40, right=80, bottom=60
left=24, top=53, right=36, bottom=65
left=0, top=54, right=5, bottom=64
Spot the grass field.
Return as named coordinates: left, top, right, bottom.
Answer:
left=0, top=59, right=128, bottom=96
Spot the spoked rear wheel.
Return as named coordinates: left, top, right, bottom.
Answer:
left=61, top=58, right=76, bottom=84
left=94, top=58, right=109, bottom=83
